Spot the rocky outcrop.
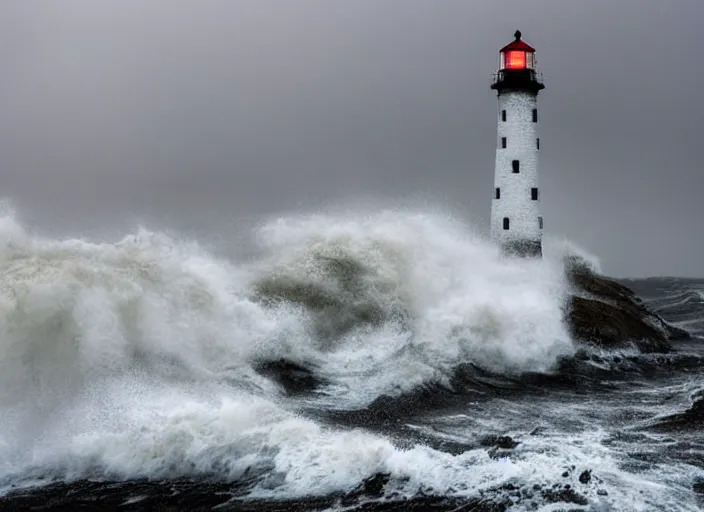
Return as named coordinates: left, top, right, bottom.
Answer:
left=649, top=388, right=704, bottom=432
left=0, top=470, right=603, bottom=511
left=564, top=257, right=690, bottom=352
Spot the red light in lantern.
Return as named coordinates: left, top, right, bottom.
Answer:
left=505, top=51, right=526, bottom=69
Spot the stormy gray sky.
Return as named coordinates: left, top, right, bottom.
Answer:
left=1, top=0, right=702, bottom=277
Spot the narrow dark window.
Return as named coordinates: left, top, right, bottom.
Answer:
left=531, top=187, right=538, bottom=200
left=495, top=187, right=501, bottom=199
left=501, top=110, right=506, bottom=122
left=532, top=108, right=538, bottom=123
left=501, top=137, right=507, bottom=148
left=512, top=160, right=520, bottom=173
left=536, top=138, right=540, bottom=150
left=503, top=217, right=510, bottom=230
left=538, top=216, right=543, bottom=229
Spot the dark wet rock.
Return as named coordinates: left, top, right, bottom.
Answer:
left=578, top=470, right=592, bottom=484
left=482, top=435, right=520, bottom=460
left=561, top=471, right=569, bottom=478
left=597, top=489, right=608, bottom=496
left=693, top=480, right=704, bottom=494
left=0, top=479, right=240, bottom=512
left=253, top=358, right=325, bottom=395
left=541, top=488, right=589, bottom=506
left=0, top=477, right=601, bottom=512
left=358, top=473, right=390, bottom=497
left=567, top=295, right=671, bottom=353
left=0, top=478, right=512, bottom=512
left=479, top=435, right=520, bottom=450
left=564, top=259, right=690, bottom=353
left=324, top=382, right=466, bottom=432
left=648, top=388, right=704, bottom=432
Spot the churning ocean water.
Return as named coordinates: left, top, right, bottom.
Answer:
left=0, top=207, right=702, bottom=511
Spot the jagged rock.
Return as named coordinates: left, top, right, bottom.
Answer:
left=564, top=259, right=690, bottom=353
left=540, top=487, right=589, bottom=506
left=578, top=470, right=592, bottom=484
left=567, top=295, right=672, bottom=353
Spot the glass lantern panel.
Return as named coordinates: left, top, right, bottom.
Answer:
left=505, top=50, right=526, bottom=69
left=526, top=52, right=535, bottom=69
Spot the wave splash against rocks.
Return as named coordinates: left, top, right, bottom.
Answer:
left=0, top=206, right=698, bottom=510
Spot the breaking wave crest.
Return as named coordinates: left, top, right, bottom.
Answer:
left=0, top=207, right=581, bottom=498
left=250, top=211, right=574, bottom=401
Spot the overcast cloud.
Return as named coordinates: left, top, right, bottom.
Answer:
left=1, top=0, right=702, bottom=277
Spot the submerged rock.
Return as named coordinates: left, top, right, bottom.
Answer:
left=564, top=258, right=690, bottom=353
left=578, top=470, right=592, bottom=484
left=693, top=481, right=704, bottom=495
left=479, top=435, right=520, bottom=450
left=253, top=359, right=325, bottom=395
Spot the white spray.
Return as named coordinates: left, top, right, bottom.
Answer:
left=4, top=207, right=681, bottom=509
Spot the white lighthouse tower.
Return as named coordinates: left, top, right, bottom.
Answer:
left=490, top=30, right=545, bottom=257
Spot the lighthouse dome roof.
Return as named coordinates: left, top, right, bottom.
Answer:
left=499, top=30, right=536, bottom=53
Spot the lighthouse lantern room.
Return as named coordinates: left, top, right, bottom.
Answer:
left=500, top=34, right=535, bottom=70
left=490, top=30, right=545, bottom=257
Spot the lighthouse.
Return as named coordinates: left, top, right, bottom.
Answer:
left=490, top=30, right=545, bottom=258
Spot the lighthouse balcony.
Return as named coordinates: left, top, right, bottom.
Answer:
left=491, top=69, right=545, bottom=94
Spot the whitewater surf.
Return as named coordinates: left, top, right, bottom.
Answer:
left=0, top=207, right=702, bottom=511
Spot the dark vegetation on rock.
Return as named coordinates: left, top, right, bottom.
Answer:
left=564, top=256, right=690, bottom=353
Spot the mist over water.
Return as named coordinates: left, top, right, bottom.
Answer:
left=0, top=204, right=701, bottom=510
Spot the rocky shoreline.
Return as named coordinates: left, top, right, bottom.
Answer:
left=564, top=258, right=691, bottom=353
left=0, top=465, right=601, bottom=512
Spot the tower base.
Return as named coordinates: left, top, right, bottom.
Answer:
left=501, top=239, right=542, bottom=258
